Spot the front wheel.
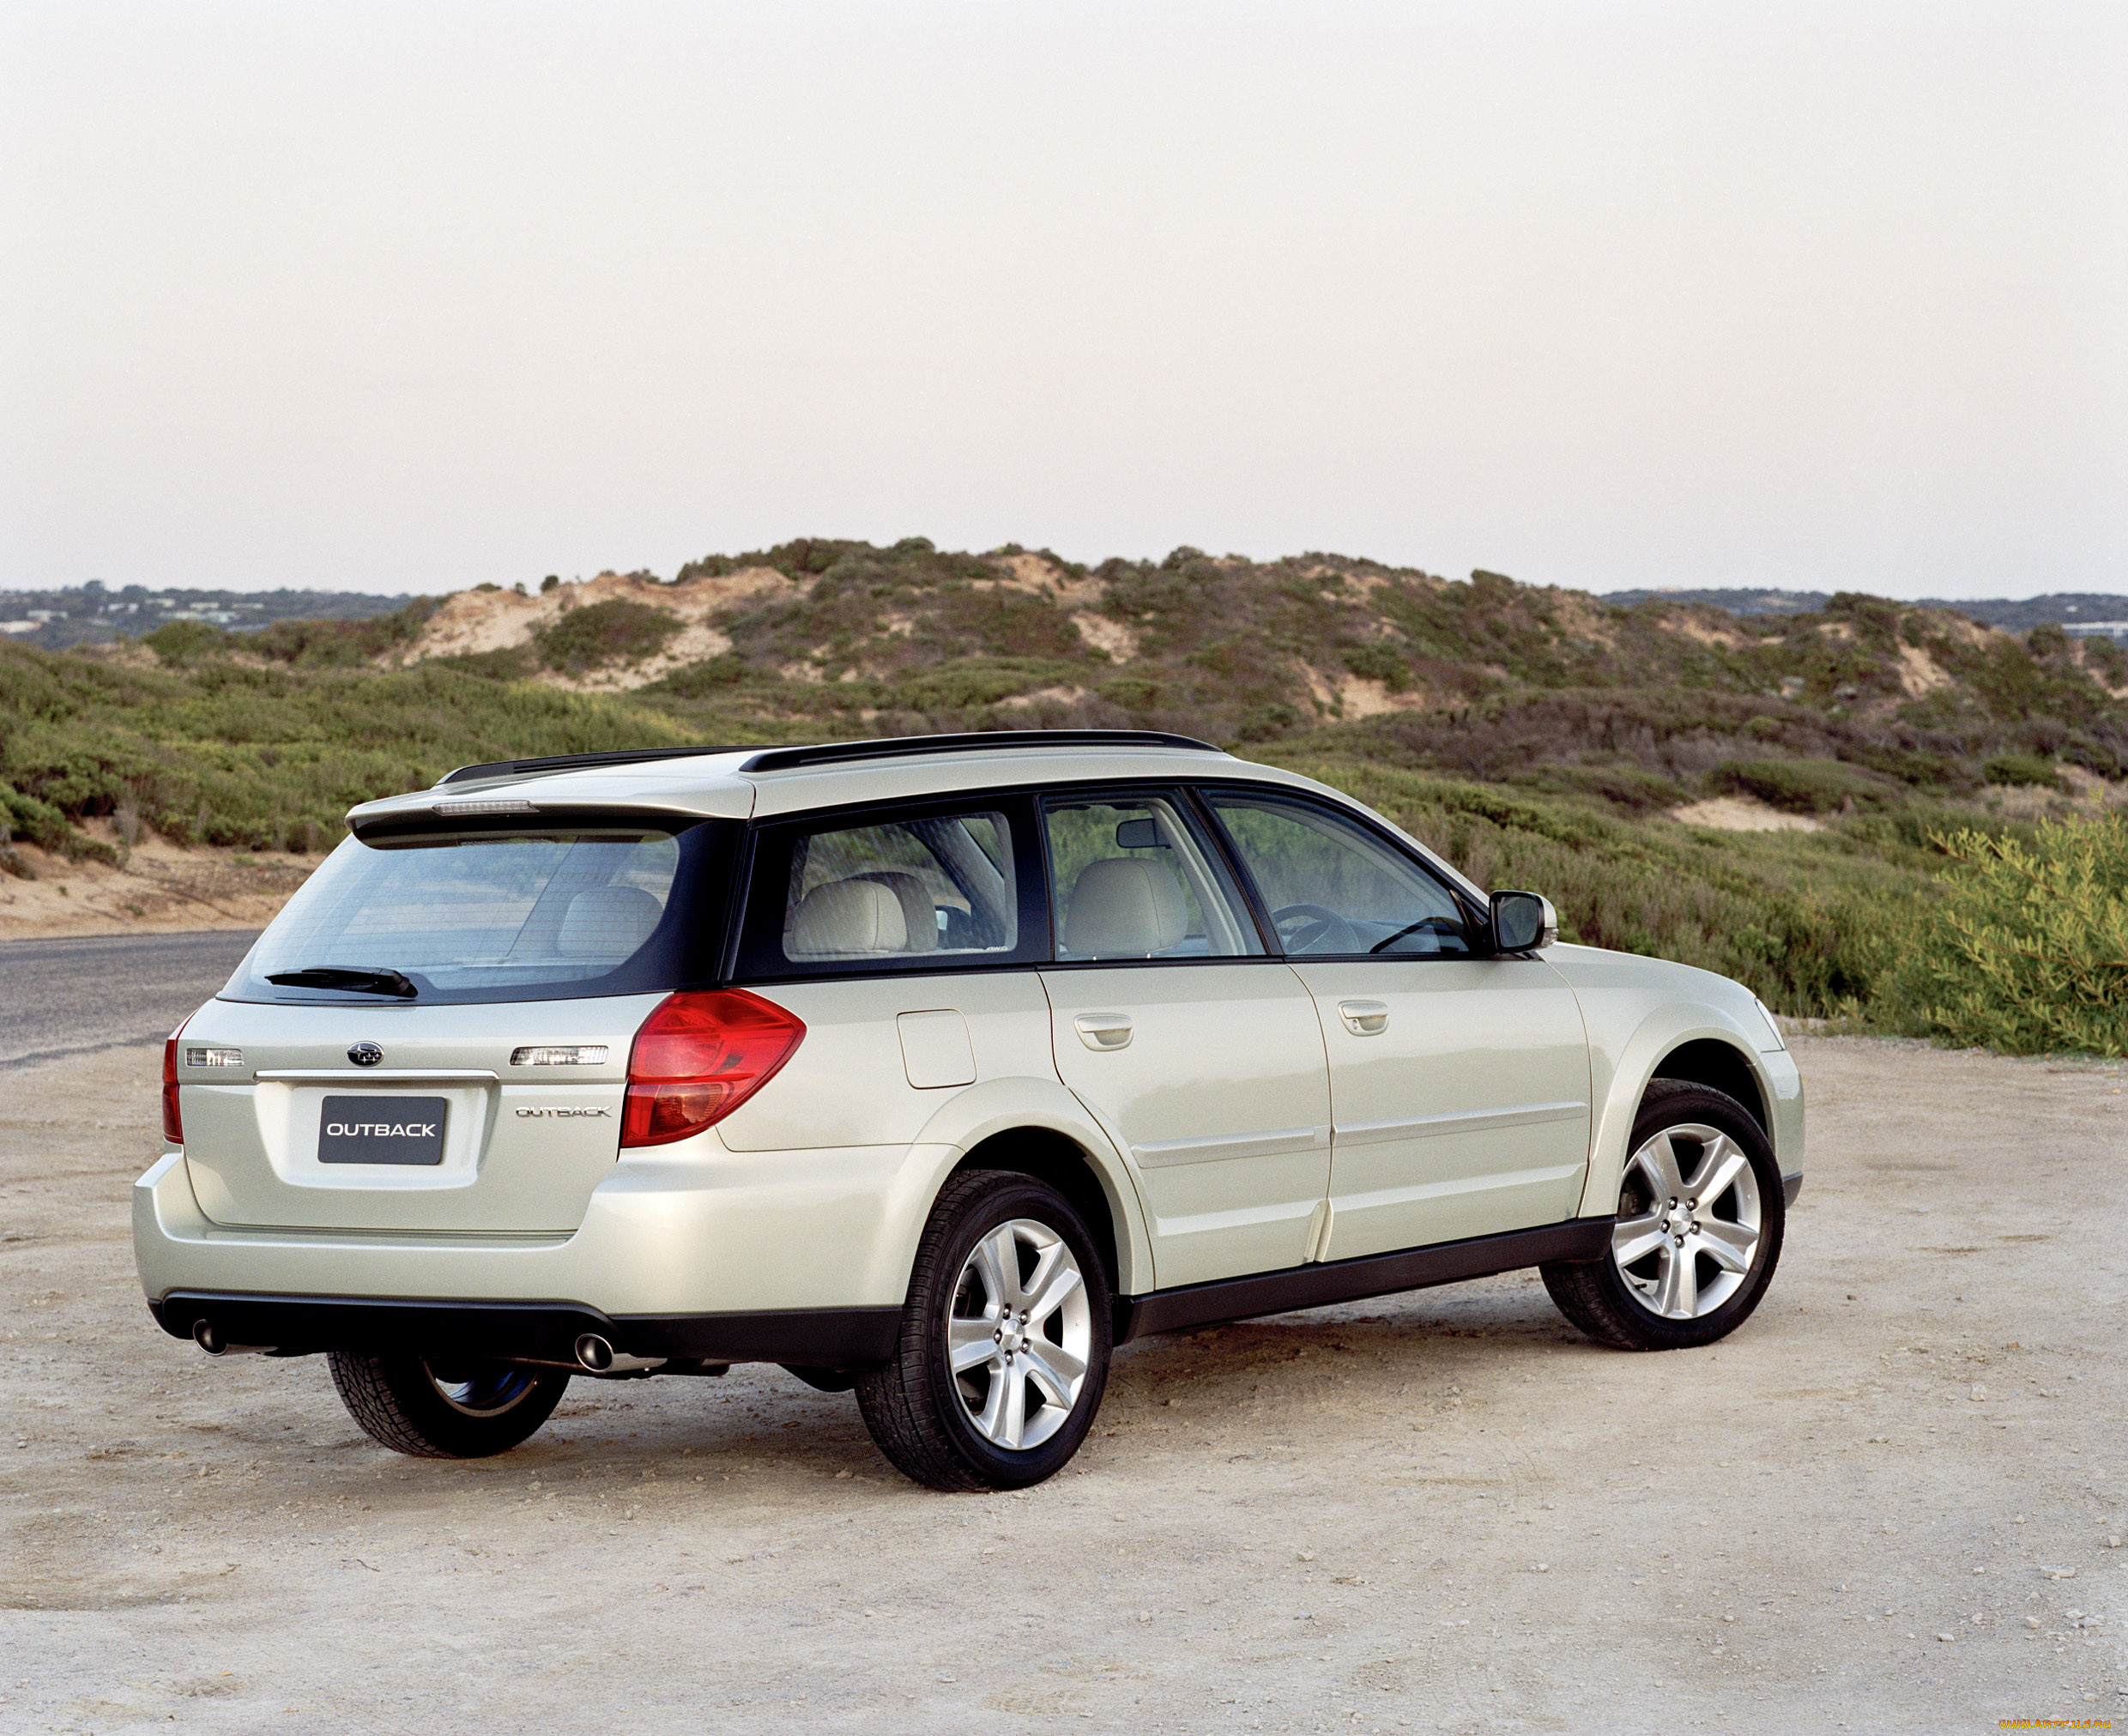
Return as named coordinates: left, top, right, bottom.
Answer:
left=1542, top=1079, right=1786, bottom=1351
left=857, top=1170, right=1112, bottom=1491
left=328, top=1352, right=571, bottom=1458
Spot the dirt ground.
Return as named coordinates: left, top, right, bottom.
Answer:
left=0, top=832, right=310, bottom=942
left=2, top=1035, right=2124, bottom=1734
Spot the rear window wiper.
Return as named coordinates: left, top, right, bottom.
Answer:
left=263, top=965, right=420, bottom=999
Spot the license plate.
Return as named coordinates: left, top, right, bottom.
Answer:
left=318, top=1095, right=448, bottom=1166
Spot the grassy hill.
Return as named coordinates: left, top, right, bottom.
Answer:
left=4, top=539, right=2125, bottom=1043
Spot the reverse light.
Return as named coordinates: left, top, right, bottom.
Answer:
left=620, top=990, right=806, bottom=1148
left=161, top=1019, right=190, bottom=1144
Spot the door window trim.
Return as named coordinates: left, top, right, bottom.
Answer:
left=1189, top=780, right=1494, bottom=963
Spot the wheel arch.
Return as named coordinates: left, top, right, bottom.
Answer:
left=902, top=1078, right=1154, bottom=1299
left=1647, top=1037, right=1768, bottom=1135
left=952, top=1128, right=1126, bottom=1303
left=1575, top=1010, right=1785, bottom=1220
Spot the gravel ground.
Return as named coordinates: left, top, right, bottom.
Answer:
left=2, top=1034, right=2124, bottom=1734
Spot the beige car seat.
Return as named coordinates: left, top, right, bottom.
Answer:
left=788, top=879, right=910, bottom=957
left=1063, top=856, right=1188, bottom=958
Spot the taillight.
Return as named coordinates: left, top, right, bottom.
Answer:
left=620, top=989, right=806, bottom=1148
left=161, top=1019, right=188, bottom=1144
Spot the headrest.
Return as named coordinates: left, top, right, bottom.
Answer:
left=788, top=879, right=910, bottom=957
left=557, top=885, right=664, bottom=959
left=854, top=871, right=937, bottom=952
left=1063, top=856, right=1188, bottom=957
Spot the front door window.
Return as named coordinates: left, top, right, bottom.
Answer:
left=1201, top=792, right=1474, bottom=958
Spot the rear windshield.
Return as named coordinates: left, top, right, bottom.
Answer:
left=225, top=821, right=733, bottom=1005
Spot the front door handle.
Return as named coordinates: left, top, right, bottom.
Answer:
left=1338, top=999, right=1389, bottom=1037
left=1073, top=1013, right=1134, bottom=1051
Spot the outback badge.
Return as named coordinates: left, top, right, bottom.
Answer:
left=348, top=1043, right=384, bottom=1068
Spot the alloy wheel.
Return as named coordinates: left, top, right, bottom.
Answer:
left=946, top=1218, right=1092, bottom=1451
left=1610, top=1122, right=1763, bottom=1320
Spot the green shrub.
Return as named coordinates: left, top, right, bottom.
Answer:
left=535, top=600, right=681, bottom=673
left=1520, top=763, right=1689, bottom=814
left=1711, top=758, right=1894, bottom=814
left=1339, top=643, right=1411, bottom=691
left=142, top=620, right=238, bottom=666
left=1889, top=814, right=2128, bottom=1056
left=1981, top=752, right=2063, bottom=790
left=652, top=653, right=749, bottom=699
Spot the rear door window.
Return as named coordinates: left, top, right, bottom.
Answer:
left=735, top=799, right=1048, bottom=977
left=1043, top=792, right=1265, bottom=961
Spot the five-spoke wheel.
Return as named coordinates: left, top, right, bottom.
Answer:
left=1609, top=1122, right=1763, bottom=1321
left=1542, top=1079, right=1786, bottom=1351
left=947, top=1216, right=1094, bottom=1452
left=859, top=1169, right=1113, bottom=1491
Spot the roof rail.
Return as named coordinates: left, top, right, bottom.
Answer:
left=438, top=745, right=752, bottom=785
left=741, top=729, right=1223, bottom=774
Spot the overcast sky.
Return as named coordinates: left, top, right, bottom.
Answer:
left=3, top=3, right=2122, bottom=602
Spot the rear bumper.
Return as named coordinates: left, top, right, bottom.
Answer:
left=133, top=1137, right=954, bottom=1340
left=147, top=1291, right=898, bottom=1369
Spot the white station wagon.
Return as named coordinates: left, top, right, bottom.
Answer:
left=137, top=730, right=1802, bottom=1490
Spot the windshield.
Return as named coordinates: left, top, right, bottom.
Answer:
left=227, top=821, right=730, bottom=1004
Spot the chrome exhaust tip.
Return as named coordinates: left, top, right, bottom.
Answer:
left=192, top=1320, right=275, bottom=1356
left=573, top=1333, right=663, bottom=1375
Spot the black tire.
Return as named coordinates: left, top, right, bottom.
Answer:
left=1542, top=1079, right=1786, bottom=1352
left=856, top=1169, right=1113, bottom=1491
left=328, top=1352, right=571, bottom=1459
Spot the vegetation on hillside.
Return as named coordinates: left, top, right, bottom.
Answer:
left=3, top=538, right=2124, bottom=1054
left=1883, top=813, right=2128, bottom=1057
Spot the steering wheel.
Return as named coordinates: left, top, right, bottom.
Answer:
left=1270, top=902, right=1361, bottom=955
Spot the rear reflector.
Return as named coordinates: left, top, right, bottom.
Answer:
left=161, top=1019, right=189, bottom=1144
left=620, top=990, right=806, bottom=1148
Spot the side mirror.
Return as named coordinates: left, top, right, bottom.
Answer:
left=1490, top=890, right=1557, bottom=953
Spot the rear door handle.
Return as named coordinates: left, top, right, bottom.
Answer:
left=1338, top=999, right=1390, bottom=1037
left=1073, top=1013, right=1134, bottom=1051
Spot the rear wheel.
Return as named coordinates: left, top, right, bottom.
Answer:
left=328, top=1352, right=570, bottom=1458
left=857, top=1170, right=1112, bottom=1491
left=1542, top=1080, right=1785, bottom=1351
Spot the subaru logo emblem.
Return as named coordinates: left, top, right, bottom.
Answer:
left=348, top=1043, right=384, bottom=1068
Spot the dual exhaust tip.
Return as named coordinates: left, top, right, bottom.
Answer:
left=190, top=1318, right=658, bottom=1375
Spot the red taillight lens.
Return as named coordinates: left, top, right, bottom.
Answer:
left=620, top=989, right=806, bottom=1149
left=161, top=1020, right=187, bottom=1144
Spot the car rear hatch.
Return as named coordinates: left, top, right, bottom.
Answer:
left=175, top=996, right=668, bottom=1232
left=176, top=809, right=736, bottom=1235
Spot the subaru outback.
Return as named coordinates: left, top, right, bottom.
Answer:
left=136, top=729, right=1802, bottom=1490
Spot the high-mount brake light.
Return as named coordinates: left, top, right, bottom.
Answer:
left=161, top=1019, right=190, bottom=1144
left=620, top=990, right=806, bottom=1148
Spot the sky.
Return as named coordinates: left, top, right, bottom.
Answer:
left=2, top=2, right=2123, bottom=602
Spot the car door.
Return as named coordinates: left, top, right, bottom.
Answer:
left=1037, top=790, right=1332, bottom=1290
left=1200, top=786, right=1592, bottom=1261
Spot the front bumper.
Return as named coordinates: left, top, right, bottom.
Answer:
left=134, top=1136, right=951, bottom=1361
